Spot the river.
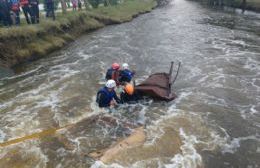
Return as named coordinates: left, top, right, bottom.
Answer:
left=0, top=0, right=260, bottom=167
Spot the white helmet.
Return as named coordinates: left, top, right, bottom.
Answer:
left=122, top=63, right=129, bottom=70
left=106, top=80, right=116, bottom=88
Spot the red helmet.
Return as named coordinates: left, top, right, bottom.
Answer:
left=112, top=63, right=120, bottom=70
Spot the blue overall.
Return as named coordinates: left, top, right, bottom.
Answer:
left=119, top=69, right=134, bottom=83
left=105, top=68, right=115, bottom=80
left=96, top=87, right=120, bottom=107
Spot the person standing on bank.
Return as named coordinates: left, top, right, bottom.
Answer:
left=29, top=0, right=39, bottom=23
left=20, top=0, right=33, bottom=24
left=0, top=0, right=12, bottom=26
left=71, top=0, right=77, bottom=11
left=96, top=80, right=121, bottom=108
left=78, top=0, right=82, bottom=10
left=9, top=0, right=20, bottom=25
left=45, top=0, right=55, bottom=20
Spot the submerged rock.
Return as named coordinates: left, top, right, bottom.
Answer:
left=89, top=126, right=146, bottom=163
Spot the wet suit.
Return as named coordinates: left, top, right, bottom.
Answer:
left=120, top=91, right=141, bottom=104
left=96, top=87, right=121, bottom=108
left=119, top=69, right=134, bottom=83
left=105, top=68, right=120, bottom=85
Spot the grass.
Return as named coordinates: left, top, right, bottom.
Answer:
left=248, top=0, right=260, bottom=4
left=222, top=0, right=260, bottom=11
left=191, top=0, right=260, bottom=11
left=91, top=0, right=157, bottom=21
left=0, top=0, right=157, bottom=67
left=0, top=0, right=156, bottom=36
left=247, top=0, right=260, bottom=10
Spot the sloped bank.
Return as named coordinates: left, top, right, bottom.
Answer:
left=0, top=0, right=157, bottom=68
left=190, top=0, right=260, bottom=12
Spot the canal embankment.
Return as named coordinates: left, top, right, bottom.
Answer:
left=190, top=0, right=260, bottom=12
left=0, top=0, right=157, bottom=68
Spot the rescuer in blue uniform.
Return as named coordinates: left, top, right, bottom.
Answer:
left=120, top=82, right=141, bottom=103
left=119, top=63, right=135, bottom=83
left=105, top=62, right=120, bottom=86
left=96, top=80, right=121, bottom=108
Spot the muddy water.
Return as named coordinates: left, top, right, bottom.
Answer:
left=0, top=0, right=260, bottom=167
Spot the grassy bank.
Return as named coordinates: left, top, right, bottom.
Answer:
left=223, top=0, right=260, bottom=11
left=191, top=0, right=260, bottom=12
left=0, top=0, right=157, bottom=68
left=246, top=0, right=260, bottom=11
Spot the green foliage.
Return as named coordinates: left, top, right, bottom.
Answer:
left=89, top=0, right=101, bottom=8
left=247, top=0, right=260, bottom=9
left=222, top=0, right=241, bottom=6
left=88, top=0, right=120, bottom=8
left=104, top=0, right=119, bottom=6
left=191, top=0, right=260, bottom=10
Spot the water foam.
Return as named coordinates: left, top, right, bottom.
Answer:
left=164, top=129, right=202, bottom=168
left=0, top=60, right=82, bottom=140
left=26, top=145, right=49, bottom=168
left=221, top=135, right=260, bottom=154
left=0, top=65, right=43, bottom=81
left=0, top=129, right=6, bottom=143
left=91, top=161, right=124, bottom=168
left=77, top=50, right=94, bottom=61
left=0, top=142, right=48, bottom=168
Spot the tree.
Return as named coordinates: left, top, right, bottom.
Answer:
left=60, top=0, right=67, bottom=13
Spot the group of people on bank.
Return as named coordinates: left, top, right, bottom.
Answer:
left=0, top=0, right=84, bottom=26
left=0, top=0, right=55, bottom=26
left=0, top=0, right=41, bottom=26
left=96, top=63, right=141, bottom=108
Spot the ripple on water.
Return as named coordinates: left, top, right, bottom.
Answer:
left=0, top=142, right=48, bottom=167
left=164, top=128, right=202, bottom=168
left=0, top=129, right=6, bottom=143
left=0, top=0, right=260, bottom=167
